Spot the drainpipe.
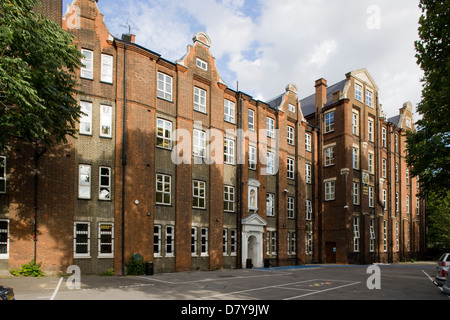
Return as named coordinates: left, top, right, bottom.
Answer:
left=121, top=43, right=128, bottom=276
left=236, top=92, right=243, bottom=269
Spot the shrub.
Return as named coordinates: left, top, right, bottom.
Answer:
left=125, top=254, right=145, bottom=275
left=10, top=260, right=45, bottom=278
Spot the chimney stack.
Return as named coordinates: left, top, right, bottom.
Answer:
left=315, top=78, right=327, bottom=123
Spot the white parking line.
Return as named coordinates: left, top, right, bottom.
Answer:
left=50, top=277, right=63, bottom=300
left=422, top=269, right=450, bottom=299
left=283, top=281, right=361, bottom=300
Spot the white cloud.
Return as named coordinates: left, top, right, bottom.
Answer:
left=88, top=0, right=423, bottom=119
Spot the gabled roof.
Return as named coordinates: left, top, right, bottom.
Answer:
left=300, top=79, right=347, bottom=117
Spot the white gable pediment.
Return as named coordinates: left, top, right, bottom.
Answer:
left=242, top=213, right=267, bottom=227
left=347, top=68, right=379, bottom=91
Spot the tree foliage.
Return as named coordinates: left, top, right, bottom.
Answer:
left=427, top=192, right=450, bottom=252
left=406, top=0, right=450, bottom=199
left=0, top=0, right=82, bottom=152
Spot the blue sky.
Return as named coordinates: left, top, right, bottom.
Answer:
left=62, top=0, right=423, bottom=119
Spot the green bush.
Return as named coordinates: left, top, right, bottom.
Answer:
left=125, top=254, right=145, bottom=275
left=10, top=260, right=45, bottom=278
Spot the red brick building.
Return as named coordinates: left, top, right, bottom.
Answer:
left=0, top=0, right=426, bottom=275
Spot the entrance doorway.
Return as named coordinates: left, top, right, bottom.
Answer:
left=326, top=242, right=337, bottom=263
left=247, top=235, right=257, bottom=268
left=241, top=213, right=266, bottom=269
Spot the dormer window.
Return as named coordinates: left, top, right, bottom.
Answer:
left=196, top=58, right=207, bottom=71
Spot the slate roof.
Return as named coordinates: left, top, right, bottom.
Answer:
left=299, top=79, right=347, bottom=117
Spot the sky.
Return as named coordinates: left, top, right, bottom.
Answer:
left=62, top=0, right=424, bottom=120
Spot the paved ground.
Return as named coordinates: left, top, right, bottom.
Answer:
left=1, top=262, right=448, bottom=302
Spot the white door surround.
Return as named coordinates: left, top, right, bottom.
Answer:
left=241, top=213, right=267, bottom=268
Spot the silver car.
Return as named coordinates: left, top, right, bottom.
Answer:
left=443, top=272, right=450, bottom=295
left=435, top=253, right=450, bottom=287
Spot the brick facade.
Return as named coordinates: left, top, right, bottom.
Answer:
left=0, top=0, right=426, bottom=275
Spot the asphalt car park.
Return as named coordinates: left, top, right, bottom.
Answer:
left=1, top=262, right=448, bottom=302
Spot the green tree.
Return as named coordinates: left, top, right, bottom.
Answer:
left=427, top=192, right=450, bottom=253
left=406, top=0, right=450, bottom=199
left=0, top=0, right=83, bottom=152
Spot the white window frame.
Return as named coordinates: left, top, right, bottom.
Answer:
left=224, top=138, right=235, bottom=165
left=196, top=58, right=207, bottom=71
left=406, top=195, right=410, bottom=213
left=305, top=133, right=312, bottom=152
left=81, top=49, right=93, bottom=79
left=287, top=157, right=295, bottom=180
left=352, top=111, right=359, bottom=136
left=288, top=104, right=295, bottom=112
left=306, top=231, right=313, bottom=254
left=382, top=127, right=387, bottom=147
left=230, top=229, right=237, bottom=256
left=368, top=118, right=374, bottom=142
left=266, top=117, right=275, bottom=138
left=224, top=100, right=235, bottom=124
left=266, top=193, right=275, bottom=216
left=156, top=174, right=171, bottom=205
left=366, top=89, right=373, bottom=107
left=383, top=220, right=387, bottom=252
left=396, top=222, right=399, bottom=252
left=156, top=118, right=173, bottom=150
left=74, top=222, right=90, bottom=258
left=194, top=87, right=207, bottom=113
left=223, top=229, right=228, bottom=256
left=324, top=146, right=335, bottom=166
left=352, top=146, right=359, bottom=170
left=100, top=105, right=112, bottom=138
left=165, top=225, right=175, bottom=256
left=191, top=227, right=197, bottom=256
left=193, top=180, right=206, bottom=209
left=271, top=231, right=277, bottom=254
left=78, top=164, right=91, bottom=199
left=353, top=181, right=360, bottom=205
left=287, top=196, right=294, bottom=219
left=0, top=219, right=9, bottom=259
left=324, top=111, right=334, bottom=133
left=98, top=223, right=114, bottom=258
left=369, top=186, right=374, bottom=208
left=200, top=227, right=208, bottom=256
left=305, top=163, right=312, bottom=184
left=368, top=152, right=374, bottom=174
left=305, top=200, right=312, bottom=220
left=355, top=83, right=362, bottom=102
left=369, top=218, right=375, bottom=252
left=157, top=72, right=173, bottom=101
left=154, top=225, right=161, bottom=257
left=248, top=109, right=255, bottom=131
left=193, top=129, right=206, bottom=158
left=287, top=126, right=294, bottom=145
left=325, top=180, right=335, bottom=201
left=0, top=156, right=6, bottom=194
left=248, top=145, right=257, bottom=170
left=99, top=167, right=111, bottom=200
left=79, top=101, right=92, bottom=135
left=266, top=151, right=275, bottom=175
left=290, top=232, right=296, bottom=254
left=101, top=53, right=113, bottom=83
left=224, top=185, right=235, bottom=212
left=395, top=192, right=399, bottom=213
left=353, top=216, right=360, bottom=252
left=382, top=158, right=387, bottom=178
